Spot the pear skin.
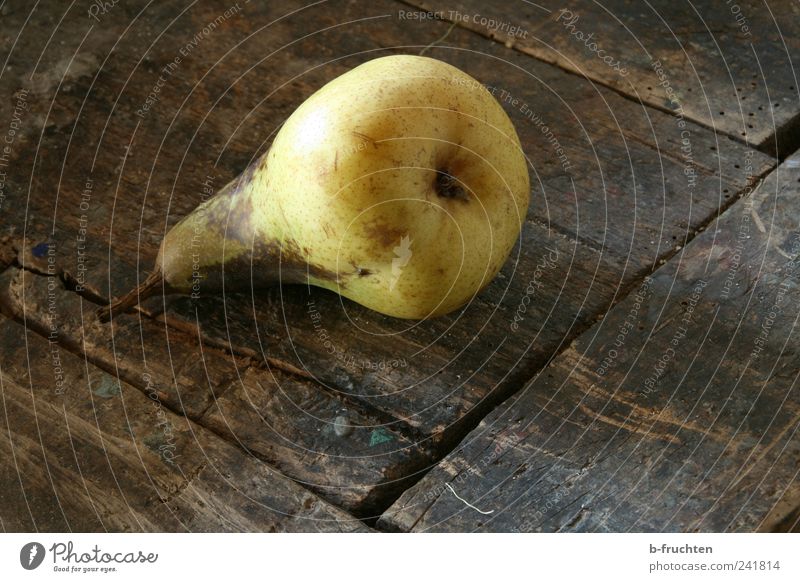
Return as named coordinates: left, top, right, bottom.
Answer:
left=98, top=55, right=530, bottom=322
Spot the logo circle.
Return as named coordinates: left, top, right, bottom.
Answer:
left=20, top=542, right=45, bottom=570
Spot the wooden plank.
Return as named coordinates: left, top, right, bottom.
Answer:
left=0, top=264, right=431, bottom=515
left=0, top=0, right=772, bottom=502
left=399, top=0, right=800, bottom=155
left=380, top=152, right=800, bottom=532
left=200, top=366, right=433, bottom=514
left=0, top=371, right=161, bottom=532
left=0, top=313, right=368, bottom=532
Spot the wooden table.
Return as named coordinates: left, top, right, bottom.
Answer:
left=1, top=0, right=797, bottom=531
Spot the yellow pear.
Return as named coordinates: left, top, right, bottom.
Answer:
left=98, top=55, right=530, bottom=322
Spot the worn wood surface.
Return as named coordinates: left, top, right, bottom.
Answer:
left=0, top=0, right=794, bottom=530
left=0, top=312, right=367, bottom=532
left=381, top=151, right=800, bottom=532
left=400, top=0, right=800, bottom=155
left=141, top=0, right=769, bottom=452
left=0, top=264, right=431, bottom=515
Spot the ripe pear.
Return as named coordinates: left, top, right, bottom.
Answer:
left=97, top=55, right=530, bottom=322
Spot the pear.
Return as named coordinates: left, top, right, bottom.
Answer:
left=97, top=55, right=530, bottom=322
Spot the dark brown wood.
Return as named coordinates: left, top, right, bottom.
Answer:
left=0, top=237, right=16, bottom=271
left=0, top=313, right=368, bottom=532
left=399, top=0, right=800, bottom=155
left=143, top=0, right=770, bottom=447
left=0, top=265, right=432, bottom=515
left=0, top=0, right=779, bottom=527
left=0, top=261, right=234, bottom=421
left=760, top=486, right=800, bottom=532
left=380, top=152, right=800, bottom=532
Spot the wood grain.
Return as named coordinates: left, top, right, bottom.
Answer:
left=399, top=0, right=800, bottom=155
left=380, top=152, right=800, bottom=532
left=0, top=313, right=368, bottom=532
left=0, top=0, right=781, bottom=526
left=0, top=265, right=432, bottom=515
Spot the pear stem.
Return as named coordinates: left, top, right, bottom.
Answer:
left=96, top=269, right=164, bottom=323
